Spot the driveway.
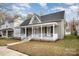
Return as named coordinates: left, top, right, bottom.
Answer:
left=0, top=46, right=28, bottom=56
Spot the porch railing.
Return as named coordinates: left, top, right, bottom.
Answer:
left=32, top=33, right=58, bottom=41
left=21, top=33, right=58, bottom=41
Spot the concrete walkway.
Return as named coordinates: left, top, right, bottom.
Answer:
left=0, top=46, right=28, bottom=56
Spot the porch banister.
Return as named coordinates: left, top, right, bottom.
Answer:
left=53, top=24, right=55, bottom=35
left=41, top=26, right=42, bottom=38
left=32, top=27, right=33, bottom=37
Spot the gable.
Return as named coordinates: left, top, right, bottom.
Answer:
left=29, top=15, right=41, bottom=24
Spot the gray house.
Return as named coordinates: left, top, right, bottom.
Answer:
left=20, top=11, right=65, bottom=41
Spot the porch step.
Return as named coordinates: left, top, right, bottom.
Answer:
left=7, top=37, right=32, bottom=46
left=23, top=37, right=32, bottom=41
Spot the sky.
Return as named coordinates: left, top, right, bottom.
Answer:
left=0, top=3, right=79, bottom=21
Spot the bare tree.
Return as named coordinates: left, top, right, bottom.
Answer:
left=0, top=12, right=6, bottom=23
left=77, top=7, right=79, bottom=20
left=26, top=13, right=33, bottom=19
left=71, top=18, right=77, bottom=35
left=39, top=10, right=44, bottom=16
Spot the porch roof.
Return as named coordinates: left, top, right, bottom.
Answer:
left=20, top=11, right=65, bottom=26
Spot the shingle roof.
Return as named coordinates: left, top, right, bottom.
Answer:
left=40, top=11, right=64, bottom=23
left=20, top=18, right=31, bottom=26
left=20, top=11, right=65, bottom=26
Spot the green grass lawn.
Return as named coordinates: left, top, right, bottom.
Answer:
left=0, top=38, right=20, bottom=46
left=8, top=35, right=79, bottom=56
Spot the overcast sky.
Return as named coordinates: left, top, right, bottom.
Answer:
left=0, top=3, right=79, bottom=21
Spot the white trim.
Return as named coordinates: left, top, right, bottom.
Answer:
left=32, top=27, right=33, bottom=37
left=47, top=26, right=48, bottom=36
left=29, top=15, right=41, bottom=24
left=29, top=16, right=34, bottom=24
left=41, top=26, right=42, bottom=38
left=36, top=16, right=41, bottom=23
left=53, top=25, right=55, bottom=35
left=21, top=22, right=58, bottom=28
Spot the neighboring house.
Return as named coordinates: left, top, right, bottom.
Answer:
left=65, top=22, right=71, bottom=35
left=77, top=25, right=79, bottom=36
left=20, top=11, right=65, bottom=41
left=75, top=20, right=79, bottom=36
left=0, top=16, right=23, bottom=38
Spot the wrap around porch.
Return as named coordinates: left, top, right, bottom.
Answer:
left=21, top=22, right=58, bottom=41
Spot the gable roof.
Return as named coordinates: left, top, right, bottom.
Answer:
left=20, top=11, right=65, bottom=26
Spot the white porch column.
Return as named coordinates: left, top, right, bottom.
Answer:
left=13, top=28, right=15, bottom=37
left=41, top=26, right=42, bottom=38
left=19, top=28, right=21, bottom=37
left=53, top=24, right=55, bottom=35
left=47, top=26, right=48, bottom=36
left=6, top=30, right=8, bottom=38
left=32, top=27, right=33, bottom=37
left=1, top=31, right=3, bottom=37
left=25, top=27, right=26, bottom=37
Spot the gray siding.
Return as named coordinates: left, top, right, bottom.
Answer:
left=77, top=25, right=79, bottom=36
left=55, top=19, right=65, bottom=39
left=58, top=19, right=65, bottom=39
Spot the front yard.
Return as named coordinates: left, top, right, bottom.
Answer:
left=8, top=35, right=79, bottom=56
left=0, top=38, right=20, bottom=46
